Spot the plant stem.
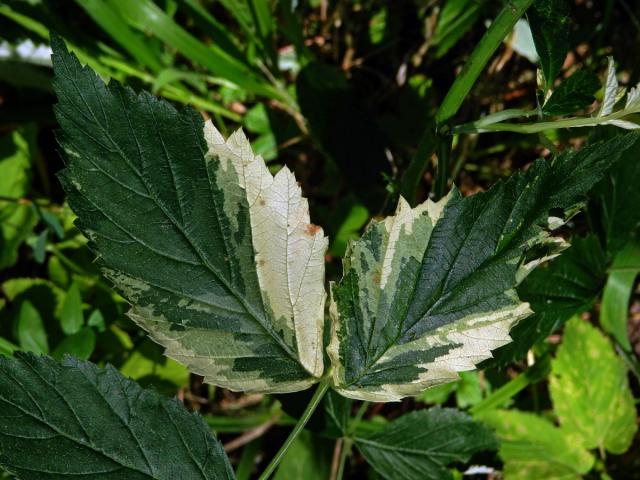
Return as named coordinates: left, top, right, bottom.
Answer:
left=435, top=0, right=534, bottom=125
left=335, top=401, right=369, bottom=480
left=258, top=380, right=330, bottom=480
left=401, top=0, right=534, bottom=204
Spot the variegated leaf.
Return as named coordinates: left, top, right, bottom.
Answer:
left=52, top=35, right=327, bottom=394
left=328, top=135, right=638, bottom=401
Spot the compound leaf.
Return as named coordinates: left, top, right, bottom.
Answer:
left=0, top=353, right=234, bottom=479
left=52, top=34, right=327, bottom=394
left=480, top=409, right=594, bottom=480
left=355, top=407, right=496, bottom=480
left=328, top=134, right=637, bottom=401
left=550, top=317, right=637, bottom=454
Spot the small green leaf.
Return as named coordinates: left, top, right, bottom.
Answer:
left=0, top=353, right=235, bottom=479
left=356, top=408, right=496, bottom=480
left=48, top=255, right=70, bottom=288
left=479, top=409, right=594, bottom=480
left=59, top=281, right=84, bottom=335
left=39, top=209, right=65, bottom=239
left=16, top=300, right=49, bottom=354
left=543, top=70, right=600, bottom=115
left=600, top=241, right=639, bottom=350
left=528, top=0, right=570, bottom=88
left=0, top=128, right=37, bottom=270
left=119, top=339, right=189, bottom=393
left=0, top=337, right=18, bottom=357
left=87, top=308, right=106, bottom=332
left=52, top=327, right=96, bottom=360
left=32, top=228, right=48, bottom=263
left=550, top=317, right=637, bottom=454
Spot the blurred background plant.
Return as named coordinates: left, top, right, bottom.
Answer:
left=1, top=0, right=639, bottom=478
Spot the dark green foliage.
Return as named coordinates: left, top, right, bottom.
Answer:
left=0, top=353, right=234, bottom=479
left=590, top=136, right=640, bottom=254
left=528, top=0, right=570, bottom=88
left=491, top=235, right=607, bottom=367
left=296, top=62, right=390, bottom=209
left=356, top=408, right=496, bottom=480
left=543, top=70, right=600, bottom=115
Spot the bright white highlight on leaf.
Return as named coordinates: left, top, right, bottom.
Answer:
left=204, top=123, right=327, bottom=378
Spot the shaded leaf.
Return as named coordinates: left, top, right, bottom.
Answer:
left=479, top=409, right=594, bottom=480
left=274, top=431, right=332, bottom=480
left=329, top=135, right=637, bottom=401
left=52, top=35, right=327, bottom=393
left=543, top=70, right=600, bottom=115
left=356, top=408, right=496, bottom=480
left=0, top=129, right=36, bottom=269
left=550, top=317, right=637, bottom=454
left=0, top=353, right=234, bottom=479
left=600, top=241, right=639, bottom=350
left=16, top=300, right=48, bottom=354
left=119, top=339, right=190, bottom=394
left=528, top=0, right=570, bottom=88
left=59, top=281, right=84, bottom=335
left=52, top=327, right=96, bottom=360
left=590, top=134, right=640, bottom=253
left=490, top=235, right=607, bottom=367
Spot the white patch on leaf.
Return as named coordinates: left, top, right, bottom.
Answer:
left=204, top=122, right=327, bottom=378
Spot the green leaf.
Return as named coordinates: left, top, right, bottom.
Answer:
left=106, top=0, right=280, bottom=100
left=16, top=301, right=49, bottom=354
left=73, top=0, right=163, bottom=72
left=543, top=70, right=600, bottom=115
left=59, top=281, right=84, bottom=335
left=432, top=0, right=484, bottom=58
left=491, top=235, right=607, bottom=367
left=590, top=134, right=640, bottom=253
left=355, top=408, right=496, bottom=480
left=274, top=431, right=332, bottom=480
left=52, top=327, right=96, bottom=360
left=0, top=353, right=234, bottom=479
left=328, top=134, right=637, bottom=401
left=87, top=308, right=106, bottom=332
left=479, top=409, right=594, bottom=480
left=528, top=0, right=570, bottom=88
left=550, top=317, right=637, bottom=454
left=0, top=129, right=37, bottom=269
left=119, top=339, right=190, bottom=393
left=52, top=35, right=328, bottom=393
left=600, top=241, right=639, bottom=350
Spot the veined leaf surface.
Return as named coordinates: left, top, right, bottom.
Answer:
left=0, top=353, right=234, bottom=479
left=328, top=135, right=638, bottom=401
left=52, top=34, right=327, bottom=394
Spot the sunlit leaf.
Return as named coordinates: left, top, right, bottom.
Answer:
left=52, top=34, right=327, bottom=393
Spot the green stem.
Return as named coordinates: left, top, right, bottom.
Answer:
left=336, top=401, right=369, bottom=480
left=454, top=109, right=631, bottom=134
left=401, top=0, right=534, bottom=204
left=258, top=381, right=330, bottom=480
left=436, top=0, right=534, bottom=125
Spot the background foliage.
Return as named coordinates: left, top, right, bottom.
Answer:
left=0, top=0, right=639, bottom=478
